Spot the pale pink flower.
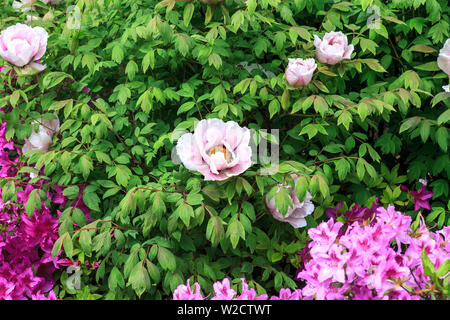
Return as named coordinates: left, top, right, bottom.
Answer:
left=0, top=23, right=48, bottom=71
left=437, top=38, right=450, bottom=77
left=23, top=115, right=59, bottom=154
left=176, top=118, right=252, bottom=181
left=266, top=174, right=314, bottom=228
left=313, top=31, right=354, bottom=65
left=285, top=58, right=317, bottom=86
left=12, top=0, right=35, bottom=12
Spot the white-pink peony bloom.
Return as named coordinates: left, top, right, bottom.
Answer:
left=285, top=58, right=317, bottom=86
left=12, top=0, right=35, bottom=12
left=266, top=175, right=314, bottom=228
left=313, top=31, right=354, bottom=65
left=23, top=116, right=60, bottom=154
left=176, top=118, right=252, bottom=181
left=0, top=23, right=48, bottom=71
left=437, top=38, right=450, bottom=77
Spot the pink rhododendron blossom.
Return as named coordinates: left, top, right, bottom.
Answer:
left=0, top=116, right=90, bottom=300
left=285, top=58, right=317, bottom=86
left=176, top=118, right=252, bottom=181
left=270, top=288, right=302, bottom=300
left=236, top=278, right=268, bottom=300
left=173, top=279, right=204, bottom=300
left=0, top=23, right=48, bottom=71
left=173, top=278, right=268, bottom=300
left=266, top=175, right=314, bottom=228
left=437, top=38, right=450, bottom=77
left=211, top=278, right=236, bottom=300
left=313, top=31, right=354, bottom=65
left=296, top=205, right=449, bottom=300
left=410, top=185, right=433, bottom=211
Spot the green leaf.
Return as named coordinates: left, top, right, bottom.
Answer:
left=176, top=202, right=194, bottom=227
left=79, top=155, right=93, bottom=180
left=206, top=215, right=224, bottom=246
left=79, top=229, right=92, bottom=254
left=421, top=248, right=436, bottom=279
left=226, top=219, right=245, bottom=249
left=157, top=246, right=176, bottom=271
left=63, top=185, right=80, bottom=200
left=183, top=2, right=194, bottom=27
left=436, top=260, right=450, bottom=278
left=43, top=72, right=73, bottom=90
left=109, top=266, right=125, bottom=291
left=436, top=127, right=448, bottom=152
left=112, top=45, right=124, bottom=64
left=25, top=188, right=41, bottom=218
left=83, top=186, right=101, bottom=211
left=62, top=232, right=73, bottom=259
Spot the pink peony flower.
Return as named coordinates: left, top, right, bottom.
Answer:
left=266, top=175, right=314, bottom=228
left=176, top=118, right=252, bottom=181
left=285, top=58, right=317, bottom=86
left=12, top=0, right=36, bottom=12
left=0, top=23, right=48, bottom=71
left=437, top=38, right=450, bottom=77
left=313, top=31, right=354, bottom=65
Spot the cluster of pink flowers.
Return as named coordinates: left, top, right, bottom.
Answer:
left=173, top=278, right=302, bottom=300
left=296, top=205, right=449, bottom=300
left=0, top=117, right=90, bottom=300
left=285, top=31, right=354, bottom=87
left=173, top=204, right=449, bottom=300
left=0, top=119, right=57, bottom=299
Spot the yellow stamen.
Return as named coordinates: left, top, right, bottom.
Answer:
left=208, top=145, right=232, bottom=163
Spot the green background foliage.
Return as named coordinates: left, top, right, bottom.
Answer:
left=0, top=0, right=449, bottom=299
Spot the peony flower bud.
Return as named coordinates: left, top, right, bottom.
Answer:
left=437, top=38, right=450, bottom=77
left=176, top=118, right=252, bottom=181
left=12, top=0, right=36, bottom=12
left=313, top=31, right=354, bottom=65
left=285, top=58, right=317, bottom=86
left=266, top=174, right=314, bottom=228
left=23, top=115, right=60, bottom=154
left=0, top=23, right=48, bottom=71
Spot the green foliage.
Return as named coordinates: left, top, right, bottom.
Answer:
left=0, top=0, right=449, bottom=300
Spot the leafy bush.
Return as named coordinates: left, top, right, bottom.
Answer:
left=0, top=0, right=449, bottom=300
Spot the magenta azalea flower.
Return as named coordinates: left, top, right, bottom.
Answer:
left=410, top=185, right=433, bottom=211
left=173, top=279, right=203, bottom=300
